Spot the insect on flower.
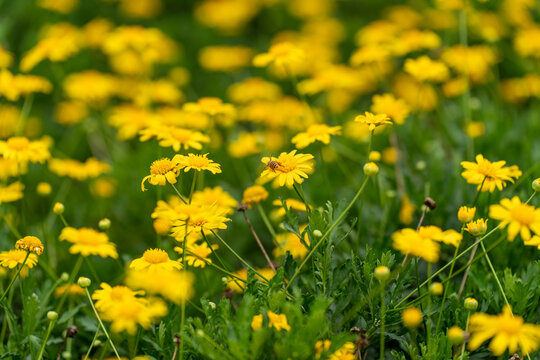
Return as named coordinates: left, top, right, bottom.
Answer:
left=264, top=154, right=282, bottom=172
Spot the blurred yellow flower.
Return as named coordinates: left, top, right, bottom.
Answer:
left=267, top=311, right=291, bottom=331
left=0, top=137, right=50, bottom=164
left=371, top=93, right=410, bottom=125
left=253, top=42, right=305, bottom=69
left=199, top=46, right=253, bottom=72
left=354, top=112, right=391, bottom=131
left=404, top=56, right=449, bottom=83
left=126, top=269, right=194, bottom=305
left=251, top=314, right=263, bottom=331
left=291, top=124, right=342, bottom=149
left=489, top=197, right=540, bottom=241
left=273, top=232, right=309, bottom=259
left=466, top=122, right=485, bottom=138
left=129, top=249, right=181, bottom=273
left=49, top=158, right=111, bottom=181
left=59, top=227, right=118, bottom=258
left=0, top=182, right=24, bottom=205
left=392, top=228, right=440, bottom=262
left=242, top=185, right=269, bottom=206
left=175, top=241, right=217, bottom=268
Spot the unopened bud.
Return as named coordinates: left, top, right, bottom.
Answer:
left=374, top=266, right=390, bottom=282
left=363, top=162, right=379, bottom=176
left=60, top=272, right=69, bottom=282
left=313, top=229, right=322, bottom=237
left=37, top=182, right=52, bottom=196
left=98, top=218, right=111, bottom=230
left=47, top=311, right=58, bottom=321
left=430, top=282, right=443, bottom=296
left=424, top=197, right=436, bottom=210
left=447, top=326, right=464, bottom=345
left=77, top=277, right=91, bottom=288
left=532, top=178, right=540, bottom=192
left=464, top=297, right=478, bottom=312
left=53, top=202, right=64, bottom=215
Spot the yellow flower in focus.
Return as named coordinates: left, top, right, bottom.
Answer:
left=0, top=137, right=50, bottom=164
left=461, top=154, right=522, bottom=192
left=242, top=185, right=269, bottom=206
left=251, top=314, right=263, bottom=331
left=392, top=228, right=440, bottom=262
left=141, top=157, right=181, bottom=191
left=0, top=182, right=24, bottom=205
left=489, top=197, right=540, bottom=241
left=465, top=219, right=488, bottom=237
left=291, top=124, right=342, bottom=149
left=15, top=236, right=44, bottom=255
left=466, top=122, right=485, bottom=138
left=143, top=127, right=210, bottom=152
left=458, top=206, right=476, bottom=223
left=468, top=305, right=540, bottom=356
left=260, top=150, right=314, bottom=188
left=253, top=42, right=305, bottom=69
left=0, top=249, right=38, bottom=269
left=370, top=93, right=410, bottom=125
left=267, top=311, right=291, bottom=331
left=354, top=112, right=392, bottom=131
left=404, top=56, right=449, bottom=83
left=129, top=249, right=181, bottom=273
left=126, top=269, right=194, bottom=305
left=59, top=227, right=118, bottom=258
left=176, top=153, right=222, bottom=174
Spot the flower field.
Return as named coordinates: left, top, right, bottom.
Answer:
left=1, top=0, right=540, bottom=359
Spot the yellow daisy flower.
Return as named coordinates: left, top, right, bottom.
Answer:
left=140, top=126, right=210, bottom=152
left=92, top=283, right=144, bottom=313
left=354, top=111, right=392, bottom=131
left=242, top=185, right=269, bottom=206
left=260, top=150, right=314, bottom=188
left=489, top=197, right=540, bottom=241
left=252, top=42, right=305, bottom=69
left=267, top=311, right=291, bottom=331
left=141, top=157, right=181, bottom=191
left=0, top=249, right=38, bottom=269
left=0, top=136, right=50, bottom=164
left=59, top=227, right=118, bottom=258
left=176, top=153, right=222, bottom=174
left=392, top=228, right=440, bottom=262
left=271, top=198, right=310, bottom=218
left=468, top=305, right=540, bottom=356
left=174, top=241, right=217, bottom=268
left=0, top=182, right=24, bottom=205
left=273, top=232, right=310, bottom=259
left=129, top=248, right=181, bottom=273
left=126, top=269, right=195, bottom=305
left=418, top=226, right=463, bottom=247
left=15, top=236, right=44, bottom=255
left=370, top=93, right=410, bottom=125
left=54, top=284, right=85, bottom=297
left=107, top=297, right=167, bottom=335
left=192, top=186, right=238, bottom=215
left=461, top=154, right=522, bottom=192
left=404, top=56, right=450, bottom=83
left=170, top=205, right=231, bottom=240
left=49, top=157, right=111, bottom=181
left=291, top=124, right=342, bottom=149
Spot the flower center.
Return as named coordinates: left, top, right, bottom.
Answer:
left=277, top=156, right=297, bottom=173
left=510, top=204, right=535, bottom=225
left=142, top=249, right=169, bottom=264
left=7, top=137, right=30, bottom=150
left=190, top=218, right=208, bottom=228
left=110, top=286, right=134, bottom=301
left=150, top=158, right=174, bottom=175
left=187, top=155, right=210, bottom=168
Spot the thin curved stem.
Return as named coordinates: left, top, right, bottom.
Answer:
left=0, top=251, right=29, bottom=304
left=84, top=288, right=121, bottom=360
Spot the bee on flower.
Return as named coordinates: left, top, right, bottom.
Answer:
left=260, top=150, right=314, bottom=188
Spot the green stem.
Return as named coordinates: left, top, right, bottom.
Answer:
left=256, top=204, right=282, bottom=250
left=188, top=172, right=198, bottom=204
left=426, top=263, right=432, bottom=352
left=479, top=240, right=509, bottom=306
left=286, top=176, right=370, bottom=290
left=170, top=183, right=188, bottom=204
left=292, top=183, right=311, bottom=219
left=84, top=288, right=121, bottom=360
left=0, top=251, right=29, bottom=303
left=367, top=130, right=374, bottom=161
left=459, top=313, right=470, bottom=360
left=59, top=214, right=69, bottom=228
left=56, top=256, right=84, bottom=313
left=36, top=317, right=56, bottom=360
left=380, top=288, right=385, bottom=360
left=84, top=328, right=101, bottom=360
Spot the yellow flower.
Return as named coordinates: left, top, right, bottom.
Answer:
left=0, top=137, right=50, bottom=164
left=154, top=128, right=210, bottom=152
left=404, top=56, right=449, bottom=83
left=176, top=153, right=222, bottom=174
left=15, top=236, right=44, bottom=255
left=271, top=198, right=310, bottom=218
left=402, top=307, right=423, bottom=329
left=170, top=204, right=231, bottom=240
left=251, top=314, right=263, bottom=331
left=354, top=112, right=392, bottom=131
left=260, top=150, right=314, bottom=188
left=399, top=195, right=416, bottom=225
left=63, top=70, right=117, bottom=105
left=0, top=182, right=24, bottom=205
left=107, top=297, right=168, bottom=335
left=37, top=0, right=78, bottom=13
left=418, top=226, right=463, bottom=248
left=59, top=227, right=118, bottom=258
left=465, top=219, right=488, bottom=237
left=489, top=197, right=540, bottom=241
left=461, top=154, right=522, bottom=192
left=291, top=124, right=342, bottom=149
left=0, top=249, right=38, bottom=269
left=468, top=305, right=540, bottom=356
left=93, top=283, right=144, bottom=313
left=273, top=232, right=310, bottom=259
left=370, top=93, right=410, bottom=125
left=267, top=311, right=291, bottom=331
left=192, top=186, right=238, bottom=215
left=392, top=228, right=440, bottom=262
left=129, top=249, right=181, bottom=273
left=458, top=206, right=476, bottom=223
left=253, top=42, right=305, bottom=69
left=227, top=77, right=282, bottom=104
left=125, top=269, right=194, bottom=305
left=524, top=235, right=540, bottom=249
left=466, top=122, right=485, bottom=138
left=174, top=241, right=218, bottom=268
left=199, top=45, right=253, bottom=72
left=141, top=157, right=181, bottom=191
left=54, top=284, right=84, bottom=297
left=242, top=185, right=269, bottom=206
left=226, top=268, right=275, bottom=293
left=49, top=157, right=111, bottom=181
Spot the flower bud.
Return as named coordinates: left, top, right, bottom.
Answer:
left=313, top=229, right=323, bottom=237
left=363, top=162, right=379, bottom=176
left=368, top=151, right=381, bottom=162
left=37, top=182, right=52, bottom=196
left=60, top=272, right=69, bottom=282
left=464, top=297, right=478, bottom=312
left=374, top=266, right=390, bottom=282
left=93, top=339, right=102, bottom=347
left=429, top=282, right=443, bottom=296
left=53, top=202, right=64, bottom=215
left=424, top=197, right=437, bottom=210
left=415, top=160, right=426, bottom=171
left=98, top=218, right=111, bottom=231
left=532, top=178, right=540, bottom=192
left=47, top=311, right=58, bottom=321
left=465, top=219, right=488, bottom=237
left=457, top=206, right=476, bottom=223
left=77, top=277, right=91, bottom=288
left=62, top=352, right=72, bottom=359
left=447, top=326, right=464, bottom=345
left=402, top=307, right=423, bottom=329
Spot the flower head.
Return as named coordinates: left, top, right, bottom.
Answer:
left=59, top=227, right=118, bottom=258
left=15, top=236, right=44, bottom=255
left=458, top=206, right=476, bottom=223
left=402, top=307, right=423, bottom=329
left=404, top=56, right=450, bottom=83
left=260, top=150, right=314, bottom=188
left=176, top=153, right=221, bottom=174
left=129, top=248, right=181, bottom=273
left=489, top=197, right=540, bottom=241
left=468, top=305, right=540, bottom=356
left=465, top=219, right=488, bottom=237
left=392, top=228, right=440, bottom=262
left=253, top=42, right=305, bottom=69
left=370, top=93, right=410, bottom=125
left=126, top=269, right=194, bottom=305
left=354, top=111, right=392, bottom=131
left=291, top=124, right=342, bottom=149
left=0, top=137, right=50, bottom=164
left=141, top=157, right=180, bottom=191
left=461, top=154, right=522, bottom=192
left=0, top=182, right=24, bottom=205
left=242, top=185, right=269, bottom=206
left=174, top=241, right=217, bottom=268
left=267, top=311, right=291, bottom=331
left=0, top=249, right=38, bottom=269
